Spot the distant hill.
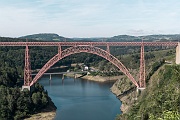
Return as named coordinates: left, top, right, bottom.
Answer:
left=106, top=35, right=140, bottom=42
left=141, top=34, right=180, bottom=41
left=18, top=33, right=180, bottom=42
left=19, top=33, right=72, bottom=41
left=72, top=37, right=108, bottom=42
left=106, top=34, right=180, bottom=42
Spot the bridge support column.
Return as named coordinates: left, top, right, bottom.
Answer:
left=22, top=44, right=32, bottom=91
left=176, top=42, right=180, bottom=64
left=106, top=44, right=110, bottom=53
left=139, top=42, right=146, bottom=90
left=135, top=88, right=139, bottom=100
left=62, top=74, right=64, bottom=80
left=49, top=74, right=52, bottom=80
left=58, top=45, right=62, bottom=59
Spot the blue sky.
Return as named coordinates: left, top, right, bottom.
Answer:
left=0, top=0, right=180, bottom=37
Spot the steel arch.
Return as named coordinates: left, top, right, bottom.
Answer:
left=30, top=46, right=139, bottom=87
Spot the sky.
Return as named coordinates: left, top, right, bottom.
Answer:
left=0, top=0, right=180, bottom=38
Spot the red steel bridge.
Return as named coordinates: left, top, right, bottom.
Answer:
left=0, top=41, right=179, bottom=90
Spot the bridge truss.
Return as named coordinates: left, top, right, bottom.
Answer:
left=0, top=41, right=178, bottom=89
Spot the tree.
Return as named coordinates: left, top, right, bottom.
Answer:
left=32, top=92, right=41, bottom=106
left=41, top=92, right=48, bottom=106
left=149, top=111, right=180, bottom=120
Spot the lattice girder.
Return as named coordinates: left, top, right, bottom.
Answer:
left=24, top=45, right=32, bottom=86
left=30, top=46, right=139, bottom=87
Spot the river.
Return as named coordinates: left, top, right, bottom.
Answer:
left=39, top=75, right=121, bottom=120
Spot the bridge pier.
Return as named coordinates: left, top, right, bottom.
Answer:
left=23, top=44, right=32, bottom=91
left=176, top=42, right=180, bottom=64
left=22, top=85, right=31, bottom=91
left=62, top=74, right=64, bottom=80
left=49, top=74, right=52, bottom=80
left=139, top=42, right=146, bottom=89
left=137, top=87, right=145, bottom=90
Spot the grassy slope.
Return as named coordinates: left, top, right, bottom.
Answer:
left=112, top=48, right=180, bottom=119
left=116, top=64, right=180, bottom=119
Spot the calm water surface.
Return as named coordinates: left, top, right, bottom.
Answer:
left=39, top=75, right=121, bottom=120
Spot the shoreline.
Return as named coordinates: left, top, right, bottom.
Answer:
left=110, top=78, right=138, bottom=114
left=65, top=73, right=124, bottom=82
left=110, top=83, right=127, bottom=113
left=81, top=75, right=122, bottom=82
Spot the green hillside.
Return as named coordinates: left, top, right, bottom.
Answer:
left=116, top=64, right=180, bottom=120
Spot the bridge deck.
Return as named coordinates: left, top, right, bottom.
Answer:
left=0, top=42, right=178, bottom=46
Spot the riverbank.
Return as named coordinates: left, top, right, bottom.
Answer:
left=24, top=99, right=57, bottom=120
left=81, top=75, right=124, bottom=82
left=110, top=77, right=137, bottom=114
left=65, top=73, right=124, bottom=82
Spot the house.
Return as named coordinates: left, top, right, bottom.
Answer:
left=82, top=65, right=89, bottom=71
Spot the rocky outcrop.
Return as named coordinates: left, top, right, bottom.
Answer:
left=110, top=77, right=137, bottom=113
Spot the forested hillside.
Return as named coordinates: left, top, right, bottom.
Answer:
left=0, top=57, right=54, bottom=119
left=116, top=65, right=180, bottom=120
left=0, top=37, right=57, bottom=119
